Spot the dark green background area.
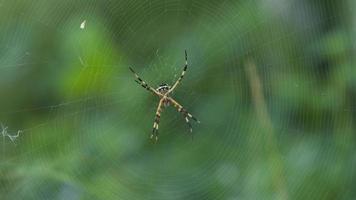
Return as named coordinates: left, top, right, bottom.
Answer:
left=0, top=0, right=355, bottom=199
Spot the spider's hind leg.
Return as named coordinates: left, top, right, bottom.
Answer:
left=129, top=67, right=163, bottom=98
left=167, top=50, right=188, bottom=95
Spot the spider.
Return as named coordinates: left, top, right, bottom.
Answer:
left=129, top=50, right=200, bottom=141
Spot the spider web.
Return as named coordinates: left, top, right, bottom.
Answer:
left=0, top=0, right=355, bottom=199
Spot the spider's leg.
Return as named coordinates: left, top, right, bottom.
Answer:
left=152, top=99, right=164, bottom=141
left=129, top=67, right=163, bottom=98
left=167, top=50, right=188, bottom=95
left=169, top=97, right=200, bottom=123
left=185, top=117, right=195, bottom=140
left=185, top=117, right=193, bottom=133
left=169, top=97, right=200, bottom=128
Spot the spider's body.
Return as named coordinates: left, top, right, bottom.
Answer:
left=157, top=83, right=171, bottom=95
left=129, top=50, right=199, bottom=141
left=157, top=84, right=171, bottom=107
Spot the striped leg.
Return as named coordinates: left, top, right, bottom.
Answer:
left=129, top=67, right=163, bottom=98
left=152, top=98, right=164, bottom=141
left=185, top=116, right=193, bottom=133
left=167, top=50, right=188, bottom=95
left=168, top=97, right=200, bottom=132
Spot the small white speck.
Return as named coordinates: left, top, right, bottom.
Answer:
left=8, top=130, right=21, bottom=142
left=78, top=56, right=86, bottom=67
left=1, top=123, right=21, bottom=144
left=80, top=20, right=86, bottom=29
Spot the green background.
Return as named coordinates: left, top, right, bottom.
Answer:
left=0, top=0, right=355, bottom=199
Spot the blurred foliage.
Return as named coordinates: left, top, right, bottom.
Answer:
left=0, top=0, right=355, bottom=199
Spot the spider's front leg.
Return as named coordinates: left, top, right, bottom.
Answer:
left=168, top=97, right=200, bottom=133
left=152, top=98, right=164, bottom=141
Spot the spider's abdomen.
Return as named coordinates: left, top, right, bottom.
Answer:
left=157, top=83, right=171, bottom=95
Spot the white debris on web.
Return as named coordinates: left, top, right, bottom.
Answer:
left=80, top=20, right=86, bottom=29
left=1, top=123, right=21, bottom=144
left=78, top=56, right=86, bottom=67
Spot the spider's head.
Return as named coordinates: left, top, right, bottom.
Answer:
left=157, top=83, right=171, bottom=94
